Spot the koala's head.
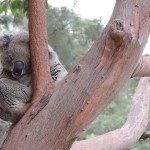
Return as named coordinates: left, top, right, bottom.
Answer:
left=0, top=32, right=31, bottom=79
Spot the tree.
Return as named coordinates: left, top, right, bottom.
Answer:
left=1, top=0, right=150, bottom=150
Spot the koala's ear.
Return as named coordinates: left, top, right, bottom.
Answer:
left=48, top=45, right=53, bottom=59
left=48, top=45, right=60, bottom=65
left=48, top=45, right=59, bottom=60
left=0, top=35, right=12, bottom=51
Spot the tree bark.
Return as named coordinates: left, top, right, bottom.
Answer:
left=70, top=77, right=150, bottom=150
left=132, top=56, right=150, bottom=77
left=1, top=0, right=150, bottom=150
left=28, top=0, right=54, bottom=120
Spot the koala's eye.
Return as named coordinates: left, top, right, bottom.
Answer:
left=8, top=55, right=13, bottom=60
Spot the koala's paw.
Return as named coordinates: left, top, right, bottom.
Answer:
left=51, top=64, right=68, bottom=81
left=0, top=78, right=32, bottom=123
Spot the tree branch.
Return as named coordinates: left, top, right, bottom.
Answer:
left=140, top=131, right=150, bottom=140
left=132, top=56, right=150, bottom=77
left=27, top=0, right=55, bottom=121
left=28, top=0, right=54, bottom=102
left=70, top=77, right=150, bottom=150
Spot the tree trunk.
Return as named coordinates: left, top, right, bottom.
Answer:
left=28, top=0, right=54, bottom=103
left=1, top=0, right=150, bottom=150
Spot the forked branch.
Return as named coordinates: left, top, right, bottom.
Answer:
left=132, top=56, right=150, bottom=77
left=71, top=77, right=150, bottom=150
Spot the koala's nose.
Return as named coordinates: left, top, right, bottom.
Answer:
left=12, top=61, right=24, bottom=78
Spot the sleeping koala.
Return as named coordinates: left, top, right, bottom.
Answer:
left=0, top=31, right=68, bottom=123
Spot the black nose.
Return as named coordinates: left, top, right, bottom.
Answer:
left=12, top=61, right=24, bottom=78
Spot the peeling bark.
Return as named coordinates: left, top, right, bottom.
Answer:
left=1, top=0, right=150, bottom=150
left=70, top=77, right=150, bottom=150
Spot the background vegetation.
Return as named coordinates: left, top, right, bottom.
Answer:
left=0, top=1, right=149, bottom=149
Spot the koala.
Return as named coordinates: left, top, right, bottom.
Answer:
left=0, top=31, right=68, bottom=123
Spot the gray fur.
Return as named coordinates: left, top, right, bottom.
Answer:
left=0, top=32, right=67, bottom=123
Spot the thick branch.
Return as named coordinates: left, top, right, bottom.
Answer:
left=28, top=0, right=54, bottom=120
left=71, top=77, right=150, bottom=150
left=132, top=56, right=150, bottom=77
left=28, top=0, right=54, bottom=102
left=27, top=0, right=54, bottom=120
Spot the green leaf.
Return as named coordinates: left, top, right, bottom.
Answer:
left=0, top=2, right=8, bottom=14
left=0, top=0, right=48, bottom=15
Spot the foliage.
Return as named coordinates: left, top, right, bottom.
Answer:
left=46, top=6, right=103, bottom=69
left=132, top=139, right=150, bottom=150
left=0, top=13, right=27, bottom=31
left=0, top=0, right=28, bottom=15
left=0, top=0, right=48, bottom=15
left=0, top=0, right=46, bottom=31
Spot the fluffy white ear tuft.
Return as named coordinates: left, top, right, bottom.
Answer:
left=0, top=35, right=11, bottom=51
